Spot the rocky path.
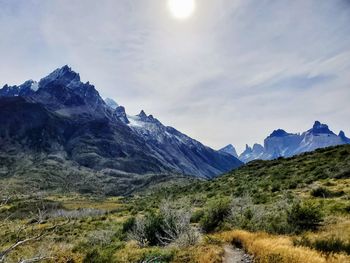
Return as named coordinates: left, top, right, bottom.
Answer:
left=222, top=245, right=254, bottom=263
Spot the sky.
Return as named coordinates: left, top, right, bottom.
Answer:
left=1, top=0, right=350, bottom=154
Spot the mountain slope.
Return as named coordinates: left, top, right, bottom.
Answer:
left=144, top=144, right=350, bottom=203
left=0, top=66, right=242, bottom=180
left=219, top=144, right=238, bottom=158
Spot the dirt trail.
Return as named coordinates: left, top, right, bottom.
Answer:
left=222, top=245, right=254, bottom=263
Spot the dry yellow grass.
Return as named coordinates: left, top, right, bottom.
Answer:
left=113, top=241, right=223, bottom=263
left=214, top=230, right=350, bottom=263
left=311, top=216, right=350, bottom=240
left=173, top=244, right=223, bottom=263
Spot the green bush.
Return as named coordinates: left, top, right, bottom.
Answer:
left=190, top=209, right=204, bottom=223
left=83, top=248, right=114, bottom=263
left=311, top=187, right=332, bottom=198
left=314, top=237, right=350, bottom=255
left=122, top=216, right=136, bottom=233
left=311, top=187, right=344, bottom=198
left=200, top=199, right=231, bottom=233
left=287, top=201, right=323, bottom=233
left=144, top=213, right=164, bottom=246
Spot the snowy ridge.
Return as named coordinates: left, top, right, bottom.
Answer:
left=0, top=65, right=242, bottom=178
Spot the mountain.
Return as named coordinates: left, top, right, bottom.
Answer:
left=0, top=66, right=242, bottom=183
left=239, top=143, right=265, bottom=163
left=219, top=144, right=238, bottom=158
left=237, top=121, right=350, bottom=163
left=104, top=98, right=119, bottom=109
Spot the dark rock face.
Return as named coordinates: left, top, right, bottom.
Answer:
left=114, top=106, right=129, bottom=124
left=0, top=66, right=242, bottom=179
left=308, top=121, right=334, bottom=135
left=268, top=129, right=290, bottom=138
left=0, top=80, right=36, bottom=97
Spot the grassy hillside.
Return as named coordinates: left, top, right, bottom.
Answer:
left=138, top=145, right=350, bottom=209
left=1, top=145, right=349, bottom=262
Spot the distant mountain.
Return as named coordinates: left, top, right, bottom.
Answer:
left=219, top=144, right=238, bottom=158
left=0, top=66, right=242, bottom=180
left=239, top=144, right=265, bottom=163
left=237, top=121, right=350, bottom=163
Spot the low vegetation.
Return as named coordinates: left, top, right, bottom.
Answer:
left=0, top=145, right=349, bottom=262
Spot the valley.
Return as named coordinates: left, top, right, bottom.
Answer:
left=1, top=145, right=349, bottom=262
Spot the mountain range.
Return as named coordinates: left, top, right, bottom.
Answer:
left=0, top=65, right=242, bottom=181
left=222, top=121, right=350, bottom=163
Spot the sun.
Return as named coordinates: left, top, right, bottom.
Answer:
left=168, top=0, right=196, bottom=20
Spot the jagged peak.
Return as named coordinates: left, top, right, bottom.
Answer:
left=313, top=120, right=321, bottom=127
left=39, top=65, right=81, bottom=87
left=252, top=143, right=264, bottom=150
left=268, top=129, right=290, bottom=138
left=222, top=144, right=235, bottom=150
left=308, top=120, right=334, bottom=135
left=219, top=144, right=238, bottom=158
left=138, top=110, right=147, bottom=119
left=114, top=106, right=129, bottom=124
left=115, top=105, right=126, bottom=113
left=339, top=130, right=350, bottom=142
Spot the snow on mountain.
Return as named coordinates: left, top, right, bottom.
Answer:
left=126, top=110, right=242, bottom=178
left=237, top=121, right=350, bottom=163
left=0, top=65, right=242, bottom=178
left=105, top=98, right=119, bottom=109
left=0, top=80, right=37, bottom=97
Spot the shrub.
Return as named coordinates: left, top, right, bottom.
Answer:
left=122, top=217, right=136, bottom=233
left=287, top=201, right=323, bottom=233
left=314, top=237, right=350, bottom=255
left=190, top=209, right=204, bottom=223
left=200, top=199, right=231, bottom=233
left=83, top=248, right=113, bottom=263
left=128, top=213, right=163, bottom=247
left=310, top=187, right=344, bottom=198
left=311, top=187, right=332, bottom=198
left=85, top=230, right=115, bottom=247
left=128, top=201, right=199, bottom=247
left=157, top=201, right=197, bottom=246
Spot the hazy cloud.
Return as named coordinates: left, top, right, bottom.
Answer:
left=1, top=0, right=349, bottom=153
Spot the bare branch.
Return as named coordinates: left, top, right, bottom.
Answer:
left=0, top=220, right=69, bottom=263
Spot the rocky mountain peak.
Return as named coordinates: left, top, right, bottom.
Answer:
left=219, top=144, right=238, bottom=158
left=339, top=130, right=350, bottom=143
left=114, top=106, right=129, bottom=124
left=269, top=129, right=289, bottom=138
left=39, top=65, right=81, bottom=88
left=309, top=121, right=334, bottom=135
left=138, top=110, right=148, bottom=119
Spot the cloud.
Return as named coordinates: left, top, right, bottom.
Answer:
left=0, top=0, right=349, bottom=153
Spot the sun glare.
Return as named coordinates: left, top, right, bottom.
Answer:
left=168, top=0, right=196, bottom=20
